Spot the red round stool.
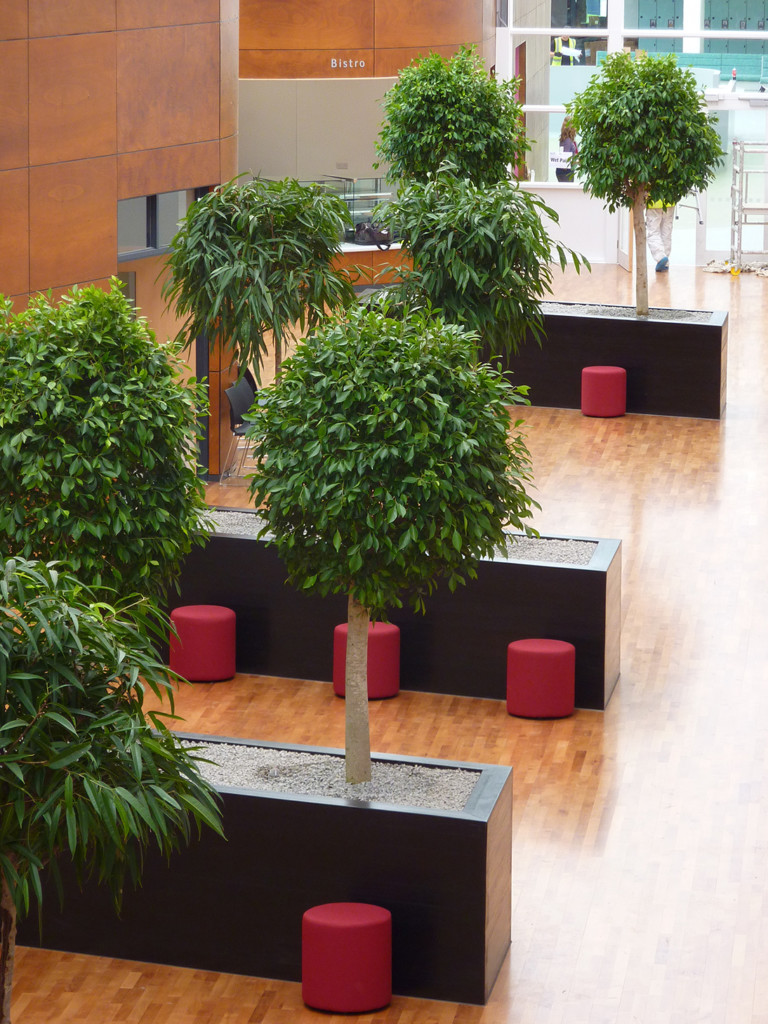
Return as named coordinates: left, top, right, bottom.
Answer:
left=169, top=604, right=236, bottom=682
left=302, top=902, right=392, bottom=1012
left=333, top=622, right=400, bottom=699
left=506, top=638, right=576, bottom=718
left=581, top=365, right=627, bottom=417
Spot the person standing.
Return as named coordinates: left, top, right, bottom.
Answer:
left=646, top=200, right=675, bottom=271
left=556, top=117, right=578, bottom=182
left=551, top=35, right=579, bottom=65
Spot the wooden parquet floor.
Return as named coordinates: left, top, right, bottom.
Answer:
left=15, top=265, right=768, bottom=1023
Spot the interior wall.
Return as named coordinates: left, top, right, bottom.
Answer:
left=520, top=182, right=620, bottom=264
left=239, top=78, right=396, bottom=181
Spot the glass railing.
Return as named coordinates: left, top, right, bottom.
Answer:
left=305, top=176, right=396, bottom=244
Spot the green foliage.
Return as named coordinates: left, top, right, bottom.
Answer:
left=0, top=282, right=209, bottom=601
left=376, top=46, right=527, bottom=185
left=247, top=302, right=539, bottom=618
left=162, top=176, right=357, bottom=378
left=383, top=172, right=588, bottom=354
left=0, top=557, right=222, bottom=919
left=567, top=51, right=724, bottom=211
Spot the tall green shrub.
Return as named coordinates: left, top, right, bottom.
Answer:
left=163, top=176, right=357, bottom=377
left=568, top=51, right=723, bottom=314
left=376, top=46, right=527, bottom=185
left=0, top=282, right=210, bottom=600
left=0, top=557, right=222, bottom=1024
left=248, top=302, right=539, bottom=783
left=383, top=171, right=586, bottom=355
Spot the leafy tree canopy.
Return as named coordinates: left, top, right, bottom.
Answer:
left=0, top=282, right=209, bottom=600
left=0, top=557, right=222, bottom=921
left=567, top=51, right=724, bottom=211
left=383, top=170, right=587, bottom=355
left=162, top=176, right=357, bottom=378
left=247, top=301, right=539, bottom=618
left=376, top=46, right=527, bottom=185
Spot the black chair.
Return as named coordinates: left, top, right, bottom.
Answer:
left=242, top=366, right=259, bottom=393
left=222, top=376, right=257, bottom=480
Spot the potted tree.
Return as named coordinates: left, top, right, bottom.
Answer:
left=17, top=301, right=531, bottom=1006
left=375, top=45, right=587, bottom=356
left=503, top=51, right=728, bottom=419
left=247, top=300, right=538, bottom=783
left=1, top=282, right=226, bottom=1021
left=568, top=51, right=723, bottom=316
left=1, top=558, right=222, bottom=1024
left=375, top=45, right=528, bottom=185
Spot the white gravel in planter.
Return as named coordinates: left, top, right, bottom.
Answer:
left=543, top=300, right=712, bottom=323
left=205, top=509, right=596, bottom=566
left=182, top=740, right=480, bottom=811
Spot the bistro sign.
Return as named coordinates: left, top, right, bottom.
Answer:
left=330, top=57, right=367, bottom=68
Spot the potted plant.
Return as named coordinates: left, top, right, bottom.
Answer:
left=1, top=559, right=222, bottom=1024
left=18, top=300, right=532, bottom=1005
left=375, top=45, right=528, bottom=186
left=383, top=169, right=588, bottom=357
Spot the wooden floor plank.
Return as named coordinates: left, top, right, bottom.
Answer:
left=15, top=264, right=768, bottom=1023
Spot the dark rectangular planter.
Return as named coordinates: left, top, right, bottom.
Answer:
left=503, top=303, right=728, bottom=419
left=174, top=525, right=621, bottom=710
left=18, top=737, right=513, bottom=1006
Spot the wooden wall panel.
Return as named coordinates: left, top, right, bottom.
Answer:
left=29, top=0, right=116, bottom=37
left=375, top=44, right=461, bottom=77
left=118, top=142, right=221, bottom=200
left=241, top=49, right=375, bottom=80
left=115, top=0, right=219, bottom=30
left=375, top=0, right=482, bottom=48
left=220, top=132, right=238, bottom=183
left=0, top=169, right=30, bottom=297
left=220, top=10, right=239, bottom=139
left=0, top=41, right=28, bottom=170
left=29, top=157, right=117, bottom=292
left=116, top=25, right=219, bottom=153
left=240, top=0, right=373, bottom=51
left=239, top=0, right=489, bottom=79
left=0, top=0, right=27, bottom=40
left=119, top=256, right=187, bottom=348
left=28, top=34, right=117, bottom=165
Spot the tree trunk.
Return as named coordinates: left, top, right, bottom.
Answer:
left=632, top=188, right=650, bottom=317
left=345, top=594, right=372, bottom=784
left=1, top=872, right=17, bottom=1024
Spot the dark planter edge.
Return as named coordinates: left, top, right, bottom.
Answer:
left=540, top=300, right=728, bottom=328
left=211, top=511, right=618, bottom=573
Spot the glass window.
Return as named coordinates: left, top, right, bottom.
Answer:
left=157, top=190, right=194, bottom=249
left=507, top=0, right=768, bottom=186
left=118, top=190, right=203, bottom=260
left=117, top=197, right=148, bottom=255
